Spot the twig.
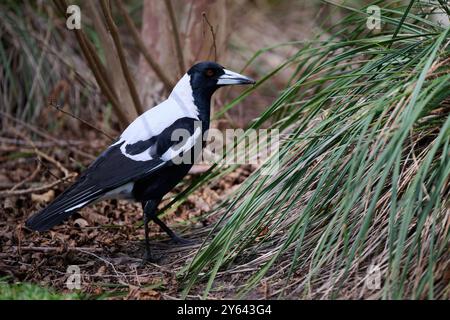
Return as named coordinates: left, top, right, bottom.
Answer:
left=0, top=182, right=28, bottom=189
left=0, top=173, right=76, bottom=198
left=9, top=127, right=71, bottom=178
left=76, top=248, right=128, bottom=285
left=100, top=0, right=144, bottom=115
left=8, top=246, right=103, bottom=253
left=9, top=160, right=41, bottom=192
left=76, top=28, right=130, bottom=125
left=45, top=267, right=160, bottom=278
left=0, top=137, right=83, bottom=148
left=0, top=128, right=76, bottom=198
left=1, top=110, right=66, bottom=145
left=48, top=100, right=114, bottom=140
left=32, top=148, right=70, bottom=177
left=7, top=127, right=60, bottom=182
left=202, top=12, right=218, bottom=62
left=1, top=111, right=96, bottom=160
left=116, top=0, right=175, bottom=92
left=164, top=0, right=185, bottom=75
left=0, top=110, right=95, bottom=160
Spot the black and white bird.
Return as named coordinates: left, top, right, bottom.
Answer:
left=26, top=61, right=255, bottom=261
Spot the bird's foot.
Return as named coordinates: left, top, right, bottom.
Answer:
left=169, top=235, right=195, bottom=246
left=141, top=249, right=160, bottom=264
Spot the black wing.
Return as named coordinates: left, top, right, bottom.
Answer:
left=26, top=117, right=200, bottom=231
left=25, top=143, right=166, bottom=231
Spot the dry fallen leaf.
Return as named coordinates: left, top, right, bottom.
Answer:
left=95, top=265, right=106, bottom=276
left=73, top=218, right=89, bottom=228
left=3, top=198, right=15, bottom=210
left=127, top=285, right=160, bottom=300
left=31, top=190, right=55, bottom=203
left=81, top=211, right=109, bottom=225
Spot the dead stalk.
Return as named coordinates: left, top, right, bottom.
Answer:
left=164, top=0, right=185, bottom=75
left=0, top=173, right=76, bottom=198
left=202, top=12, right=218, bottom=62
left=49, top=101, right=114, bottom=141
left=117, top=0, right=175, bottom=92
left=100, top=0, right=144, bottom=115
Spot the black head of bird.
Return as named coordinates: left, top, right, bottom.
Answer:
left=26, top=61, right=255, bottom=262
left=188, top=61, right=255, bottom=90
left=171, top=61, right=255, bottom=126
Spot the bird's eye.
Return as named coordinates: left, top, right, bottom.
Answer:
left=205, top=69, right=214, bottom=77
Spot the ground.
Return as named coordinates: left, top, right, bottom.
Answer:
left=0, top=122, right=253, bottom=299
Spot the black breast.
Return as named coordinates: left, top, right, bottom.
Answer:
left=132, top=163, right=192, bottom=201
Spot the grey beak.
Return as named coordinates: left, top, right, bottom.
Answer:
left=217, top=69, right=256, bottom=86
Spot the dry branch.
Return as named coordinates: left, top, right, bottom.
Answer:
left=86, top=1, right=137, bottom=121
left=0, top=173, right=76, bottom=198
left=8, top=246, right=103, bottom=253
left=164, top=0, right=185, bottom=75
left=75, top=28, right=128, bottom=124
left=0, top=137, right=81, bottom=148
left=0, top=127, right=76, bottom=198
left=0, top=111, right=96, bottom=160
left=49, top=101, right=114, bottom=141
left=202, top=12, right=218, bottom=62
left=116, top=0, right=175, bottom=92
left=100, top=0, right=144, bottom=115
left=9, top=161, right=41, bottom=192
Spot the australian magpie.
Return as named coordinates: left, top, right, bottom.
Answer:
left=25, top=61, right=255, bottom=261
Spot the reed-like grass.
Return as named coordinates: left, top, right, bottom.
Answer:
left=179, top=0, right=450, bottom=299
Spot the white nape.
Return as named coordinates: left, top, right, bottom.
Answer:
left=169, top=74, right=198, bottom=116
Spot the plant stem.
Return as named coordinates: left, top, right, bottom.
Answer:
left=100, top=0, right=144, bottom=115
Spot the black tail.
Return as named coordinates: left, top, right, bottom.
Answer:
left=26, top=180, right=103, bottom=232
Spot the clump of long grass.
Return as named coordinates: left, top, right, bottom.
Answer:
left=0, top=2, right=101, bottom=126
left=180, top=1, right=450, bottom=299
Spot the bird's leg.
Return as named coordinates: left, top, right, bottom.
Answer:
left=144, top=199, right=193, bottom=245
left=142, top=201, right=158, bottom=262
left=151, top=215, right=193, bottom=245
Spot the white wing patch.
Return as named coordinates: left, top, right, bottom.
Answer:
left=119, top=143, right=152, bottom=162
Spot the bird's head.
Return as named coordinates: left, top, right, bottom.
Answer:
left=187, top=61, right=255, bottom=92
left=169, top=61, right=255, bottom=122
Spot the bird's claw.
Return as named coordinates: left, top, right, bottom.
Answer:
left=142, top=250, right=160, bottom=264
left=169, top=235, right=194, bottom=246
